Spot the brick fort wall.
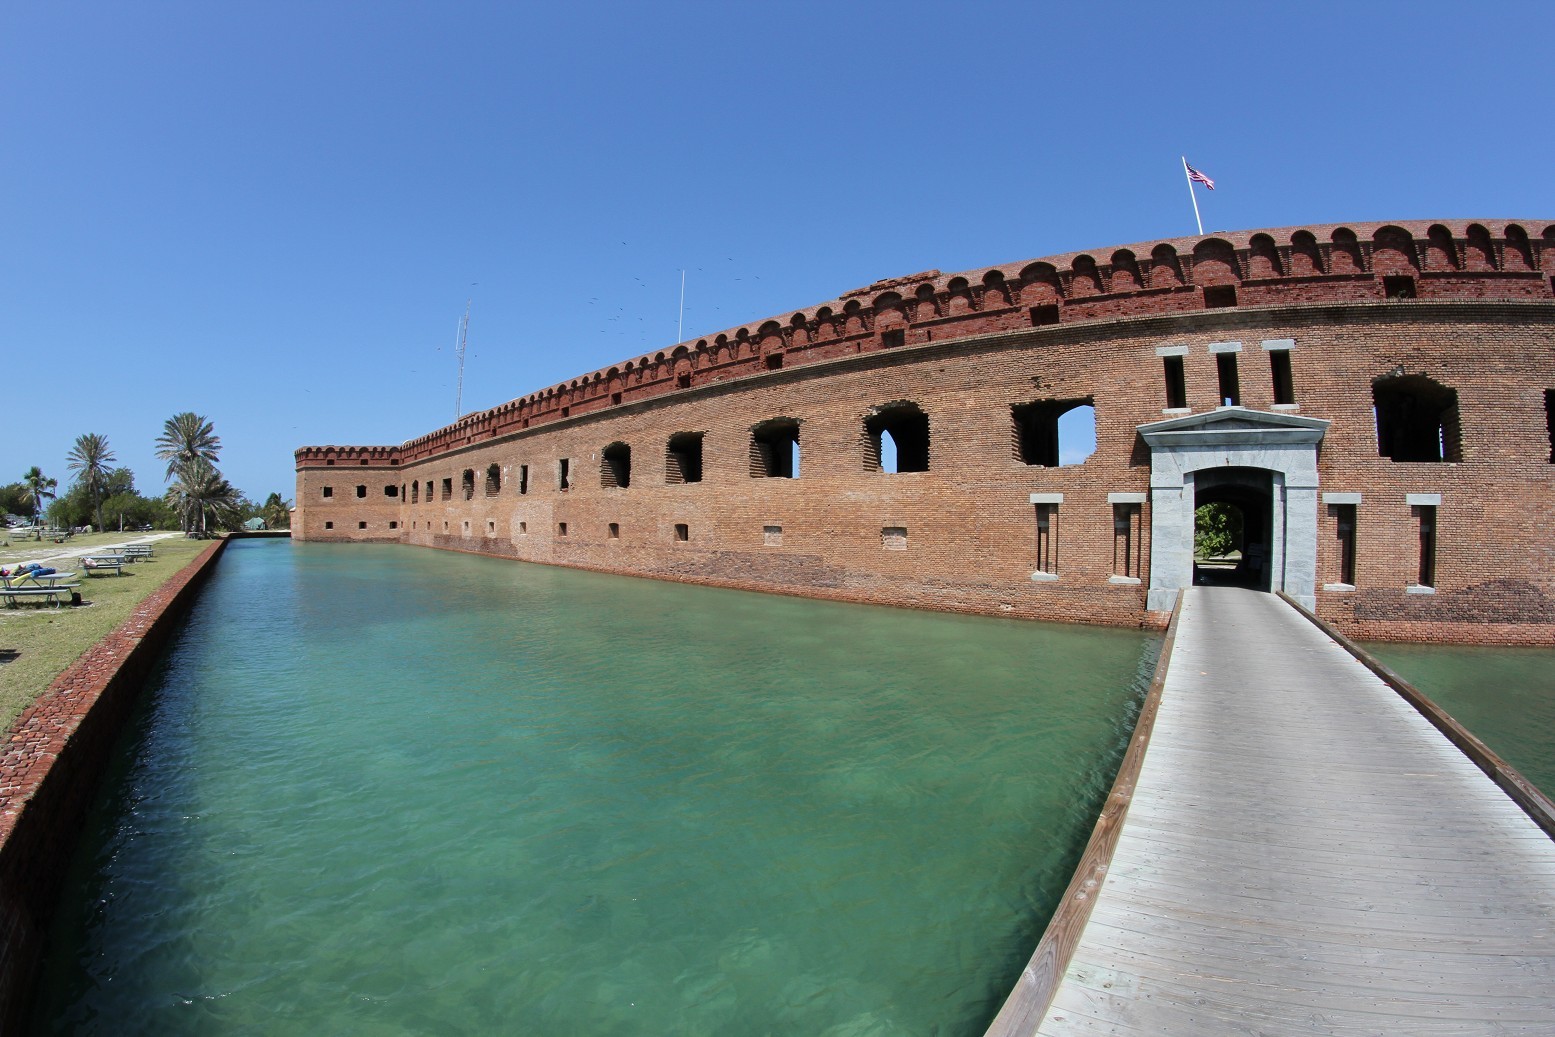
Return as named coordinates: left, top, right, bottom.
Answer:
left=295, top=220, right=1555, bottom=644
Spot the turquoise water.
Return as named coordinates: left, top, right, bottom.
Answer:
left=33, top=539, right=1158, bottom=1036
left=1365, top=641, right=1555, bottom=800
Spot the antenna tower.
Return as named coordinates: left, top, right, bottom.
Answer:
left=453, top=299, right=471, bottom=420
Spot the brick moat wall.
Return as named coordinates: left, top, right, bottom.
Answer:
left=0, top=539, right=229, bottom=1032
left=296, top=221, right=1555, bottom=644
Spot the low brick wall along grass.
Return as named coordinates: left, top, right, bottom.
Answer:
left=0, top=535, right=213, bottom=728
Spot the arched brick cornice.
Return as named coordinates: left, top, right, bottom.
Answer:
left=312, top=220, right=1553, bottom=467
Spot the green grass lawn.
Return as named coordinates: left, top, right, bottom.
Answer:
left=0, top=534, right=213, bottom=728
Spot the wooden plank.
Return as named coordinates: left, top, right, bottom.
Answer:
left=989, top=586, right=1555, bottom=1037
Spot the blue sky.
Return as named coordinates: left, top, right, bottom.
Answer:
left=2, top=2, right=1550, bottom=502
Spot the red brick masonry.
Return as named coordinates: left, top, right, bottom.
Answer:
left=294, top=220, right=1555, bottom=643
left=0, top=539, right=229, bottom=1032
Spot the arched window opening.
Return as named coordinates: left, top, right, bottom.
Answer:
left=461, top=469, right=475, bottom=500
left=1373, top=374, right=1462, bottom=462
left=865, top=402, right=930, bottom=472
left=601, top=442, right=632, bottom=488
left=1012, top=399, right=1095, bottom=467
left=484, top=464, right=501, bottom=496
left=411, top=482, right=419, bottom=504
left=666, top=432, right=704, bottom=484
left=750, top=418, right=800, bottom=478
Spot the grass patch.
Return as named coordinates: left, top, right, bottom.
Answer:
left=0, top=535, right=212, bottom=728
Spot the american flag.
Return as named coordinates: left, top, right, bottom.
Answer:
left=1185, top=161, right=1215, bottom=190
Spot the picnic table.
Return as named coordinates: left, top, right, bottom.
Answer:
left=121, top=544, right=154, bottom=560
left=0, top=571, right=81, bottom=607
left=81, top=554, right=127, bottom=576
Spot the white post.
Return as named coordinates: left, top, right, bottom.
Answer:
left=1182, top=156, right=1204, bottom=235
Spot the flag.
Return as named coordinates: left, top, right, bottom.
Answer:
left=1185, top=162, right=1215, bottom=190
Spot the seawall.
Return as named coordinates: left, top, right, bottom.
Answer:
left=0, top=538, right=230, bottom=1032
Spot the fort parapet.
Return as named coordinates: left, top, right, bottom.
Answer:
left=296, top=220, right=1555, bottom=643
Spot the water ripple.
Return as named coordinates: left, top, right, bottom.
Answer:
left=34, top=540, right=1159, bottom=1036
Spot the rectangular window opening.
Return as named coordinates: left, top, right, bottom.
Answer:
left=763, top=524, right=782, bottom=546
left=1271, top=350, right=1296, bottom=405
left=1416, top=505, right=1437, bottom=588
left=324, top=521, right=334, bottom=529
left=1333, top=504, right=1357, bottom=585
left=1035, top=504, right=1058, bottom=576
left=677, top=373, right=691, bottom=389
left=1028, top=304, right=1060, bottom=327
left=356, top=485, right=367, bottom=498
left=750, top=419, right=801, bottom=478
left=765, top=353, right=784, bottom=369
left=1384, top=275, right=1417, bottom=299
left=440, top=478, right=452, bottom=501
left=519, top=464, right=529, bottom=495
left=1112, top=504, right=1141, bottom=579
left=558, top=459, right=571, bottom=491
left=1163, top=355, right=1187, bottom=409
left=389, top=521, right=399, bottom=530
left=611, top=391, right=623, bottom=405
left=322, top=486, right=333, bottom=498
left=1216, top=352, right=1241, bottom=407
left=674, top=523, right=689, bottom=542
left=1204, top=285, right=1237, bottom=308
left=608, top=522, right=620, bottom=539
left=558, top=522, right=568, bottom=537
left=666, top=432, right=704, bottom=484
left=880, top=329, right=905, bottom=349
left=881, top=526, right=908, bottom=551
left=358, top=521, right=367, bottom=530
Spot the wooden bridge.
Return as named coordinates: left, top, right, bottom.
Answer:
left=988, top=586, right=1555, bottom=1036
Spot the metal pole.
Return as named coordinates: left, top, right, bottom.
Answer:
left=1182, top=156, right=1204, bottom=236
left=678, top=269, right=686, bottom=344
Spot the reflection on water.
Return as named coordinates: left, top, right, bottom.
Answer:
left=1365, top=641, right=1555, bottom=800
left=33, top=539, right=1159, bottom=1036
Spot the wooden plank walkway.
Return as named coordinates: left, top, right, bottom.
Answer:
left=1033, top=587, right=1555, bottom=1036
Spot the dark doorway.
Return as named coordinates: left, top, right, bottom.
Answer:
left=1193, top=468, right=1274, bottom=590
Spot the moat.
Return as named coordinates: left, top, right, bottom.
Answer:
left=31, top=538, right=1159, bottom=1035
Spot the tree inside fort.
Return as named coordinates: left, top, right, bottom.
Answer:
left=1194, top=502, right=1243, bottom=560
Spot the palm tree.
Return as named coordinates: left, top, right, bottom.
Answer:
left=165, top=459, right=240, bottom=535
left=20, top=466, right=57, bottom=525
left=155, top=412, right=221, bottom=482
left=66, top=433, right=117, bottom=533
left=262, top=492, right=292, bottom=530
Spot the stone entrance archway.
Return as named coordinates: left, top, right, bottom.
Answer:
left=1138, top=408, right=1330, bottom=612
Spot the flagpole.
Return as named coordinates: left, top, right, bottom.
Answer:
left=1182, top=156, right=1204, bottom=235
left=677, top=269, right=686, bottom=344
